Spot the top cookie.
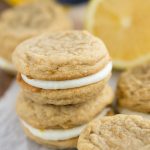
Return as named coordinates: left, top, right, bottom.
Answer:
left=117, top=63, right=150, bottom=113
left=78, top=115, right=150, bottom=150
left=0, top=0, right=71, bottom=62
left=12, top=30, right=110, bottom=80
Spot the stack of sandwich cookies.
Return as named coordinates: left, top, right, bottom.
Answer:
left=117, top=63, right=150, bottom=119
left=0, top=0, right=71, bottom=74
left=13, top=31, right=113, bottom=149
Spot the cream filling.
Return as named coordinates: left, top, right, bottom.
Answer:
left=119, top=107, right=150, bottom=119
left=21, top=108, right=111, bottom=141
left=0, top=58, right=15, bottom=72
left=21, top=62, right=112, bottom=90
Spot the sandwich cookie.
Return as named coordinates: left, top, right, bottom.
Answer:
left=16, top=85, right=114, bottom=149
left=13, top=30, right=112, bottom=105
left=117, top=63, right=150, bottom=119
left=78, top=115, right=150, bottom=150
left=0, top=0, right=71, bottom=73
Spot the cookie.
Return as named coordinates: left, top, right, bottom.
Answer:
left=12, top=30, right=111, bottom=80
left=13, top=31, right=112, bottom=105
left=16, top=85, right=114, bottom=129
left=0, top=0, right=71, bottom=73
left=117, top=63, right=150, bottom=119
left=23, top=126, right=78, bottom=149
left=17, top=85, right=114, bottom=149
left=78, top=115, right=150, bottom=150
left=17, top=73, right=111, bottom=105
left=22, top=108, right=114, bottom=150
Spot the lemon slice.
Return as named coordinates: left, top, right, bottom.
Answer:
left=6, top=0, right=37, bottom=5
left=86, top=0, right=150, bottom=69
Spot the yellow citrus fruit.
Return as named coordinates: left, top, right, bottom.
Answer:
left=6, top=0, right=37, bottom=5
left=85, top=0, right=150, bottom=69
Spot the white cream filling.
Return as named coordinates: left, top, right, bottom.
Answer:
left=0, top=57, right=15, bottom=72
left=21, top=108, right=111, bottom=141
left=119, top=107, right=150, bottom=119
left=21, top=62, right=112, bottom=90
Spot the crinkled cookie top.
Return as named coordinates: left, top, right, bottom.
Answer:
left=78, top=115, right=150, bottom=150
left=117, top=63, right=150, bottom=113
left=13, top=31, right=110, bottom=80
left=0, top=0, right=71, bottom=62
left=0, top=0, right=71, bottom=32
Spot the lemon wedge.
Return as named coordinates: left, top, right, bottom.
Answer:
left=85, top=0, right=150, bottom=69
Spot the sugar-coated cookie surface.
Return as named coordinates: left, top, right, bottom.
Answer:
left=78, top=115, right=150, bottom=150
left=13, top=31, right=110, bottom=80
left=117, top=63, right=150, bottom=113
left=0, top=0, right=71, bottom=62
left=16, top=85, right=114, bottom=129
